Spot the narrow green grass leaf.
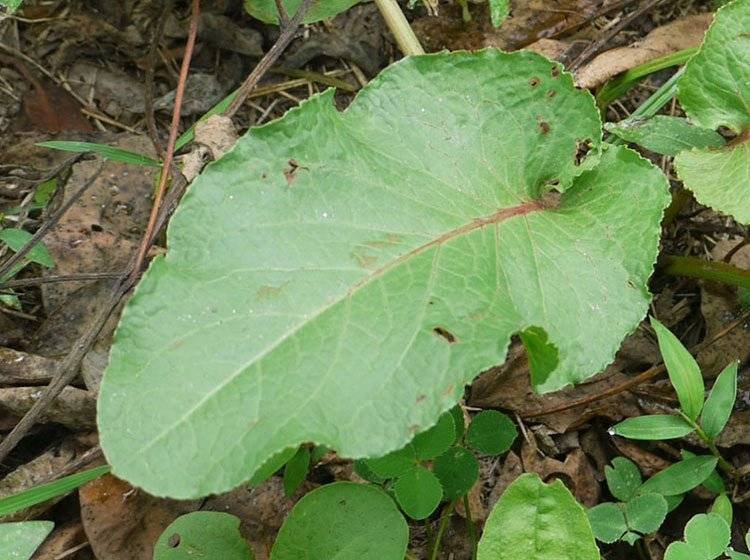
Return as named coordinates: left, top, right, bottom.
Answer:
left=701, top=361, right=738, bottom=439
left=478, top=474, right=599, bottom=560
left=270, top=483, right=408, bottom=560
left=0, top=465, right=109, bottom=517
left=611, top=414, right=694, bottom=440
left=244, top=0, right=359, bottom=24
left=282, top=446, right=310, bottom=497
left=36, top=141, right=161, bottom=167
left=651, top=318, right=705, bottom=420
left=639, top=456, right=717, bottom=496
left=605, top=116, right=725, bottom=156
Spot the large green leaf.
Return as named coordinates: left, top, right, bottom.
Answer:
left=675, top=0, right=750, bottom=223
left=244, top=0, right=359, bottom=24
left=98, top=50, right=669, bottom=498
left=0, top=521, right=54, bottom=560
left=478, top=473, right=599, bottom=559
left=270, top=482, right=408, bottom=560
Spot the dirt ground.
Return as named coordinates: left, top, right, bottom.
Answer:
left=0, top=1, right=748, bottom=559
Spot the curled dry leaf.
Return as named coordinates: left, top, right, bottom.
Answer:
left=575, top=14, right=712, bottom=89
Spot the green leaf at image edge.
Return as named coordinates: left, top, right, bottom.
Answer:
left=98, top=49, right=670, bottom=499
left=270, top=482, right=408, bottom=560
left=651, top=319, right=704, bottom=421
left=478, top=473, right=599, bottom=560
left=674, top=0, right=750, bottom=224
left=154, top=512, right=254, bottom=560
left=664, top=513, right=731, bottom=560
left=605, top=116, right=725, bottom=156
left=0, top=521, right=54, bottom=560
left=466, top=410, right=517, bottom=455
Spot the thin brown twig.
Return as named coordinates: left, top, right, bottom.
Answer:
left=225, top=0, right=315, bottom=118
left=144, top=0, right=175, bottom=159
left=569, top=0, right=665, bottom=71
left=0, top=164, right=103, bottom=281
left=524, top=309, right=750, bottom=418
left=0, top=272, right=123, bottom=290
left=131, top=0, right=201, bottom=281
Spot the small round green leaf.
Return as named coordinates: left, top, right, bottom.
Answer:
left=701, top=361, right=738, bottom=440
left=154, top=512, right=253, bottom=560
left=611, top=414, right=695, bottom=440
left=270, top=482, right=408, bottom=560
left=664, top=513, right=731, bottom=560
left=0, top=521, right=54, bottom=560
left=412, top=412, right=456, bottom=460
left=478, top=474, right=599, bottom=560
left=587, top=502, right=627, bottom=544
left=433, top=446, right=479, bottom=499
left=393, top=466, right=443, bottom=520
left=466, top=410, right=518, bottom=455
left=639, top=455, right=718, bottom=496
left=363, top=445, right=416, bottom=479
left=605, top=457, right=642, bottom=502
left=710, top=493, right=733, bottom=527
left=625, top=493, right=667, bottom=535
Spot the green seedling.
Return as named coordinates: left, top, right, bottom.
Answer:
left=36, top=141, right=161, bottom=167
left=664, top=513, right=750, bottom=560
left=611, top=319, right=737, bottom=474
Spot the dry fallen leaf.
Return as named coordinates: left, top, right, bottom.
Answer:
left=575, top=13, right=712, bottom=89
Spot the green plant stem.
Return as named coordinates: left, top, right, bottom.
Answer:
left=430, top=501, right=455, bottom=560
left=374, top=0, right=425, bottom=56
left=677, top=411, right=734, bottom=475
left=598, top=47, right=697, bottom=107
left=463, top=494, right=478, bottom=560
left=661, top=255, right=750, bottom=291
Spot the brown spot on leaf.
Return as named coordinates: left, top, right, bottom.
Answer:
left=538, top=120, right=551, bottom=134
left=416, top=394, right=427, bottom=403
left=551, top=66, right=561, bottom=78
left=575, top=139, right=593, bottom=165
left=283, top=159, right=308, bottom=185
left=547, top=89, right=556, bottom=98
left=365, top=233, right=403, bottom=249
left=433, top=327, right=457, bottom=343
left=257, top=282, right=288, bottom=300
left=168, top=534, right=181, bottom=548
left=529, top=77, right=540, bottom=87
left=351, top=251, right=378, bottom=269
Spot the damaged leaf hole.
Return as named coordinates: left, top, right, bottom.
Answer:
left=283, top=159, right=308, bottom=185
left=537, top=116, right=551, bottom=134
left=529, top=77, right=540, bottom=87
left=550, top=66, right=561, bottom=78
left=433, top=327, right=457, bottom=343
left=167, top=533, right=181, bottom=548
left=575, top=138, right=593, bottom=165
